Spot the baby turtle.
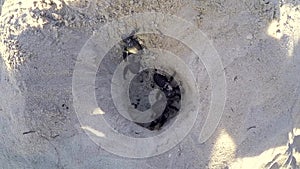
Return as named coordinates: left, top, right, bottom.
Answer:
left=121, top=29, right=144, bottom=61
left=121, top=29, right=146, bottom=79
left=153, top=70, right=181, bottom=98
left=143, top=70, right=181, bottom=130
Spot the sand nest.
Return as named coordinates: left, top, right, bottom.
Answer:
left=1, top=0, right=300, bottom=168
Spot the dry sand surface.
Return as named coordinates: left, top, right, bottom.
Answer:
left=0, top=0, right=300, bottom=168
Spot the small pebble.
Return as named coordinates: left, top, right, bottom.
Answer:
left=246, top=34, right=253, bottom=40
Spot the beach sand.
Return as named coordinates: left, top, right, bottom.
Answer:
left=0, top=0, right=300, bottom=168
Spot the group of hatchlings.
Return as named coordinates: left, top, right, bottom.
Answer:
left=120, top=30, right=182, bottom=130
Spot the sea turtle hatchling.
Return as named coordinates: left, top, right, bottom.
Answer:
left=121, top=29, right=145, bottom=61
left=121, top=29, right=146, bottom=79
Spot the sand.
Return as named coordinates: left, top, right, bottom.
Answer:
left=0, top=0, right=300, bottom=168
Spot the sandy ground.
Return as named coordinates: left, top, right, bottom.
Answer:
left=1, top=0, right=300, bottom=168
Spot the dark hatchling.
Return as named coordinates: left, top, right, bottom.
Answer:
left=153, top=71, right=181, bottom=99
left=121, top=30, right=146, bottom=79
left=148, top=70, right=181, bottom=130
left=121, top=30, right=144, bottom=61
